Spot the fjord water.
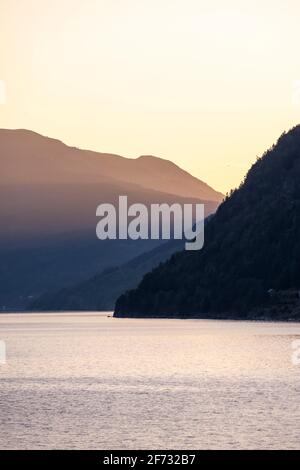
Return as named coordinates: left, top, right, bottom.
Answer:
left=0, top=313, right=299, bottom=450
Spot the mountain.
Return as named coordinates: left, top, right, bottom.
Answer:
left=0, top=129, right=222, bottom=244
left=0, top=129, right=222, bottom=310
left=29, top=238, right=184, bottom=311
left=0, top=128, right=223, bottom=195
left=115, top=125, right=300, bottom=320
left=29, top=215, right=214, bottom=312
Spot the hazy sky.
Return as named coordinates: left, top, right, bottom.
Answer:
left=1, top=0, right=300, bottom=192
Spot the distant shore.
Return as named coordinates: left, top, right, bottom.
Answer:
left=1, top=309, right=299, bottom=323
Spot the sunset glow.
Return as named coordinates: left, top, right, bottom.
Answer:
left=1, top=0, right=300, bottom=192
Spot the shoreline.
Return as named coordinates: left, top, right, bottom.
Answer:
left=1, top=310, right=300, bottom=323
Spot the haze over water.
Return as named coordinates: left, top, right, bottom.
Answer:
left=0, top=313, right=300, bottom=449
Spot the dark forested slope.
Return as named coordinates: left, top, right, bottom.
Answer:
left=115, top=126, right=300, bottom=319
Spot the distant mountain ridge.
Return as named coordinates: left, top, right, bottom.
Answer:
left=0, top=129, right=222, bottom=243
left=115, top=125, right=300, bottom=320
left=29, top=238, right=185, bottom=312
left=0, top=128, right=222, bottom=310
left=29, top=216, right=214, bottom=312
left=0, top=129, right=223, bottom=200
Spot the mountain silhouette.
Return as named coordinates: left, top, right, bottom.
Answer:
left=0, top=129, right=222, bottom=310
left=115, top=125, right=300, bottom=320
left=29, top=238, right=184, bottom=312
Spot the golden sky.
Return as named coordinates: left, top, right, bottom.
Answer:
left=1, top=0, right=300, bottom=193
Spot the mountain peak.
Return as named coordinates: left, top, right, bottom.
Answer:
left=0, top=128, right=223, bottom=202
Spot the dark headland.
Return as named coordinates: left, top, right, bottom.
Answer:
left=115, top=125, right=300, bottom=321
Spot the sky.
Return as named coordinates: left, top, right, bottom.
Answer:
left=1, top=0, right=300, bottom=193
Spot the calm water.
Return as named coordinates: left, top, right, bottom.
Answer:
left=0, top=313, right=300, bottom=450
